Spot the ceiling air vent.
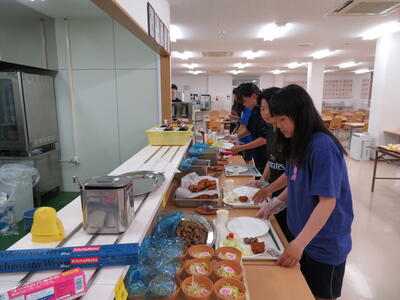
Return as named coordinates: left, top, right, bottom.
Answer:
left=328, top=0, right=400, bottom=16
left=202, top=51, right=234, bottom=57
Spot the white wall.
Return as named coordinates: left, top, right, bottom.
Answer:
left=172, top=74, right=208, bottom=97
left=259, top=74, right=274, bottom=88
left=116, top=0, right=170, bottom=31
left=55, top=18, right=159, bottom=191
left=207, top=75, right=233, bottom=111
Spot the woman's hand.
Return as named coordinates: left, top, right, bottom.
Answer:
left=252, top=188, right=272, bottom=203
left=255, top=205, right=273, bottom=220
left=224, top=134, right=237, bottom=142
left=230, top=145, right=242, bottom=153
left=247, top=178, right=265, bottom=188
left=276, top=239, right=304, bottom=267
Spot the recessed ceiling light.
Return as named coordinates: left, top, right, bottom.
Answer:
left=243, top=50, right=263, bottom=60
left=287, top=62, right=306, bottom=69
left=338, top=61, right=359, bottom=68
left=259, top=23, right=291, bottom=41
left=228, top=70, right=244, bottom=75
left=271, top=69, right=286, bottom=75
left=312, top=49, right=337, bottom=59
left=235, top=63, right=250, bottom=69
left=183, top=63, right=199, bottom=69
left=170, top=25, right=183, bottom=42
left=354, top=68, right=372, bottom=74
left=172, top=51, right=192, bottom=60
left=361, top=21, right=400, bottom=40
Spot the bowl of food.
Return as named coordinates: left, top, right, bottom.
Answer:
left=180, top=248, right=188, bottom=262
left=215, top=247, right=242, bottom=263
left=181, top=275, right=213, bottom=300
left=177, top=261, right=185, bottom=279
left=213, top=261, right=243, bottom=281
left=184, top=258, right=213, bottom=278
left=188, top=245, right=214, bottom=260
left=214, top=278, right=246, bottom=300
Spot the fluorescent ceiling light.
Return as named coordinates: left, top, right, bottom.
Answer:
left=172, top=51, right=192, bottom=60
left=259, top=23, right=291, bottom=41
left=324, top=69, right=336, bottom=73
left=183, top=63, right=199, bottom=69
left=287, top=62, right=305, bottom=69
left=354, top=69, right=372, bottom=74
left=312, top=49, right=337, bottom=59
left=361, top=21, right=400, bottom=40
left=170, top=25, right=182, bottom=42
left=190, top=70, right=203, bottom=75
left=235, top=63, right=250, bottom=69
left=338, top=61, right=359, bottom=69
left=271, top=69, right=285, bottom=75
left=229, top=70, right=243, bottom=75
left=243, top=50, right=263, bottom=60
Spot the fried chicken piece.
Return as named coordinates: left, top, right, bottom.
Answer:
left=207, top=185, right=217, bottom=190
left=188, top=185, right=198, bottom=193
left=239, top=196, right=248, bottom=202
left=251, top=242, right=265, bottom=254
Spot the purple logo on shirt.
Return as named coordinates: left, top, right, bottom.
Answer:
left=290, top=166, right=298, bottom=181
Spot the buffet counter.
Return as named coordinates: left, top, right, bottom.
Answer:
left=0, top=140, right=313, bottom=300
left=164, top=155, right=314, bottom=300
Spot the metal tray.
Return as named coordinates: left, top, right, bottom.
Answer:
left=173, top=196, right=219, bottom=208
left=224, top=164, right=262, bottom=177
left=181, top=213, right=216, bottom=247
left=120, top=171, right=165, bottom=196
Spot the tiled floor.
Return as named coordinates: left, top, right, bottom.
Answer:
left=341, top=158, right=400, bottom=300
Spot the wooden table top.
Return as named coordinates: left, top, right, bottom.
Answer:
left=163, top=155, right=313, bottom=300
left=384, top=130, right=400, bottom=136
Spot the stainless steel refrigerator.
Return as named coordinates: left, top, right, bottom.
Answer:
left=0, top=71, right=60, bottom=204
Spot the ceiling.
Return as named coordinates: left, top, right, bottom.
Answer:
left=169, top=0, right=400, bottom=76
left=16, top=0, right=106, bottom=19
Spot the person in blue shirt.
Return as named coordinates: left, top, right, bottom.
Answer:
left=255, top=84, right=354, bottom=300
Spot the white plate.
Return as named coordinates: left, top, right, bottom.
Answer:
left=227, top=217, right=269, bottom=238
left=221, top=142, right=234, bottom=149
left=233, top=186, right=259, bottom=198
left=225, top=165, right=248, bottom=173
left=219, top=239, right=263, bottom=259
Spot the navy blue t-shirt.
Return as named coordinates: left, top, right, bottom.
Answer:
left=285, top=132, right=354, bottom=265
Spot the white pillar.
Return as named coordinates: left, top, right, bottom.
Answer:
left=369, top=32, right=400, bottom=145
left=273, top=74, right=284, bottom=87
left=260, top=74, right=274, bottom=89
left=307, top=61, right=325, bottom=112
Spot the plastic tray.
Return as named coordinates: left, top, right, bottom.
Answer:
left=145, top=125, right=193, bottom=146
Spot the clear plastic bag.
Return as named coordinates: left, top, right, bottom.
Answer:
left=0, top=164, right=40, bottom=187
left=125, top=212, right=185, bottom=298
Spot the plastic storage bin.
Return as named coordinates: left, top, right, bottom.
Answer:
left=23, top=208, right=37, bottom=232
left=146, top=125, right=193, bottom=146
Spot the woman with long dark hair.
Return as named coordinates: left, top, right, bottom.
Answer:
left=255, top=85, right=353, bottom=300
left=229, top=83, right=273, bottom=174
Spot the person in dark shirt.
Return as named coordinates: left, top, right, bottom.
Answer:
left=171, top=84, right=182, bottom=103
left=248, top=87, right=290, bottom=239
left=229, top=86, right=243, bottom=133
left=230, top=83, right=273, bottom=174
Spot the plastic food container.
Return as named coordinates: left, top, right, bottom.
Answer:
left=184, top=258, right=213, bottom=278
left=214, top=278, right=246, bottom=300
left=181, top=275, right=213, bottom=300
left=214, top=247, right=242, bottom=263
left=213, top=261, right=243, bottom=281
left=188, top=245, right=214, bottom=260
left=146, top=125, right=193, bottom=146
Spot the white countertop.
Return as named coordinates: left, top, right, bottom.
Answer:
left=0, top=140, right=191, bottom=299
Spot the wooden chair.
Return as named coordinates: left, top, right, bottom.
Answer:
left=328, top=118, right=343, bottom=131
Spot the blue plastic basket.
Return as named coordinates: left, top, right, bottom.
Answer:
left=23, top=208, right=37, bottom=232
